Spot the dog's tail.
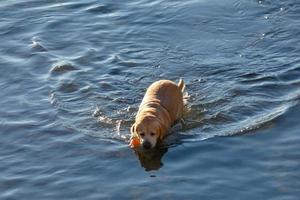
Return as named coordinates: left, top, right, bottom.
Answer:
left=178, top=79, right=190, bottom=108
left=178, top=78, right=185, bottom=92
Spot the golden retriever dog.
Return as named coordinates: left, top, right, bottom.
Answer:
left=130, top=79, right=185, bottom=149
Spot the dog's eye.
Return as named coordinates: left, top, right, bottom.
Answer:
left=150, top=132, right=155, bottom=136
left=140, top=133, right=145, bottom=137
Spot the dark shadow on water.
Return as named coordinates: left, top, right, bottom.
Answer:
left=132, top=132, right=196, bottom=171
left=134, top=146, right=168, bottom=171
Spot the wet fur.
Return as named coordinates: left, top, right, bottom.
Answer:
left=130, top=79, right=185, bottom=149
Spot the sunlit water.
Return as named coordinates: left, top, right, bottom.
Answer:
left=1, top=0, right=300, bottom=199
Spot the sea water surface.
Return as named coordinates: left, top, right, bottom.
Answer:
left=0, top=0, right=300, bottom=199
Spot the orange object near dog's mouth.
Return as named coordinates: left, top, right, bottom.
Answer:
left=129, top=137, right=141, bottom=148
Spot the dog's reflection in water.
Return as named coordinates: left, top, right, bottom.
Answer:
left=134, top=146, right=168, bottom=171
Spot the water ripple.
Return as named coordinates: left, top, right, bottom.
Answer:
left=50, top=61, right=78, bottom=73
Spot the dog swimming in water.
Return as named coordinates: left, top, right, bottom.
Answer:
left=129, top=79, right=186, bottom=149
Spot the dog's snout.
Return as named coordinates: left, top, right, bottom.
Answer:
left=142, top=140, right=152, bottom=149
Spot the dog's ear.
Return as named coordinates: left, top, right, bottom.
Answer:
left=131, top=123, right=136, bottom=134
left=131, top=123, right=138, bottom=139
left=158, top=123, right=168, bottom=141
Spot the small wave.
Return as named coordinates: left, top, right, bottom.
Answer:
left=221, top=102, right=294, bottom=136
left=50, top=61, right=78, bottom=73
left=93, top=107, right=115, bottom=127
left=85, top=4, right=115, bottom=14
left=239, top=74, right=279, bottom=84
left=92, top=106, right=133, bottom=141
left=30, top=37, right=47, bottom=52
left=182, top=101, right=298, bottom=143
left=57, top=82, right=79, bottom=93
left=239, top=60, right=300, bottom=85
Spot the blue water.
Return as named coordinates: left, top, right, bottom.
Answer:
left=1, top=0, right=300, bottom=199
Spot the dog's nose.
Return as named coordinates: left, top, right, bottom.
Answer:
left=142, top=141, right=152, bottom=149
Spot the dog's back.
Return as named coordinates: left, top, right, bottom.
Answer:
left=139, top=79, right=185, bottom=124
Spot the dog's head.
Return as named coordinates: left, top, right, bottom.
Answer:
left=131, top=116, right=167, bottom=149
